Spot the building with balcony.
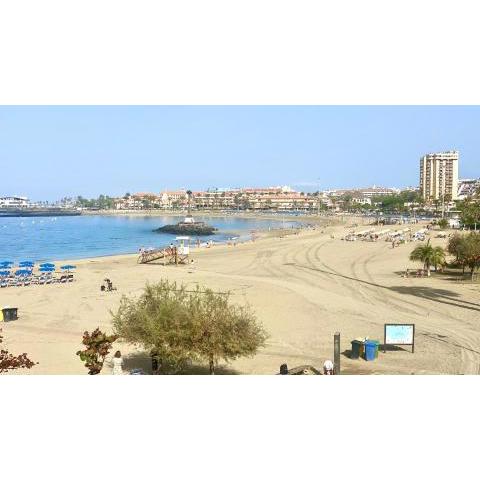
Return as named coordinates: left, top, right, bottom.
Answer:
left=420, top=150, right=459, bottom=202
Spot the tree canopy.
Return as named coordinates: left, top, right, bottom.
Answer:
left=112, top=280, right=268, bottom=374
left=75, top=194, right=116, bottom=209
left=409, top=240, right=445, bottom=275
left=459, top=197, right=480, bottom=228
left=448, top=232, right=480, bottom=279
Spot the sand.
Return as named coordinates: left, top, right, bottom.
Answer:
left=2, top=220, right=480, bottom=374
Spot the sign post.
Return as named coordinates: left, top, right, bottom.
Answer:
left=384, top=324, right=415, bottom=353
left=334, top=332, right=341, bottom=375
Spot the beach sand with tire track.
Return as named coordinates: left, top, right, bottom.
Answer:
left=2, top=220, right=479, bottom=374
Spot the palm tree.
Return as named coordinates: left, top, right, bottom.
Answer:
left=409, top=240, right=445, bottom=276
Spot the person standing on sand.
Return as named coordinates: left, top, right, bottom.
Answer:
left=323, top=360, right=334, bottom=375
left=112, top=350, right=124, bottom=375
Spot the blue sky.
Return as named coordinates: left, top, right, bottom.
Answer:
left=0, top=106, right=479, bottom=200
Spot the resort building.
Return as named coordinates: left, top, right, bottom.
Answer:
left=351, top=195, right=372, bottom=206
left=111, top=186, right=327, bottom=212
left=419, top=150, right=459, bottom=202
left=457, top=178, right=480, bottom=199
left=0, top=196, right=30, bottom=207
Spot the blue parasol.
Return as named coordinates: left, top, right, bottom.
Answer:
left=60, top=265, right=76, bottom=271
left=0, top=261, right=14, bottom=267
left=19, top=261, right=35, bottom=267
left=15, top=269, right=31, bottom=276
left=39, top=266, right=55, bottom=272
left=40, top=263, right=55, bottom=268
left=0, top=270, right=10, bottom=277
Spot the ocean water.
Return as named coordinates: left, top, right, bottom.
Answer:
left=0, top=215, right=297, bottom=262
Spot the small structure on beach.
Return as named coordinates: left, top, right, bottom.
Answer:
left=154, top=190, right=217, bottom=236
left=138, top=236, right=192, bottom=265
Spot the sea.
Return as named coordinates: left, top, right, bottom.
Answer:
left=0, top=215, right=298, bottom=263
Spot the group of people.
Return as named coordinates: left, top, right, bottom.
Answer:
left=279, top=360, right=335, bottom=375
left=100, top=278, right=116, bottom=292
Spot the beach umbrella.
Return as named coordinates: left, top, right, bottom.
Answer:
left=19, top=261, right=35, bottom=267
left=60, top=265, right=76, bottom=271
left=39, top=266, right=55, bottom=272
left=0, top=271, right=10, bottom=276
left=15, top=269, right=31, bottom=276
left=40, top=263, right=55, bottom=268
left=0, top=261, right=13, bottom=267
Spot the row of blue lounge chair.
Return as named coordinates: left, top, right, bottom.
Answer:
left=0, top=273, right=74, bottom=288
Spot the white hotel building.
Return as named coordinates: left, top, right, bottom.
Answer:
left=0, top=196, right=30, bottom=207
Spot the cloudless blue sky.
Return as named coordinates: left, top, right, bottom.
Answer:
left=0, top=106, right=479, bottom=200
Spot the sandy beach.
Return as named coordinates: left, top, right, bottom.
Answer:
left=2, top=219, right=480, bottom=375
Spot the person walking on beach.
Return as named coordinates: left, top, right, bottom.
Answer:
left=112, top=350, right=124, bottom=375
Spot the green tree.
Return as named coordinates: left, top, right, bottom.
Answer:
left=456, top=232, right=480, bottom=280
left=112, top=281, right=268, bottom=374
left=459, top=197, right=480, bottom=228
left=447, top=233, right=464, bottom=262
left=409, top=240, right=446, bottom=276
left=438, top=218, right=449, bottom=229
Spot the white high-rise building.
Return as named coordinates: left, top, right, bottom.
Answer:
left=419, top=150, right=459, bottom=201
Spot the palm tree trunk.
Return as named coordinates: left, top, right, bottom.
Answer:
left=209, top=355, right=215, bottom=375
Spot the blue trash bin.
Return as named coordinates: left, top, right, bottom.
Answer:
left=364, top=340, right=376, bottom=361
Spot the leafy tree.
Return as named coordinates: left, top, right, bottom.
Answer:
left=459, top=197, right=480, bottom=228
left=112, top=281, right=268, bottom=374
left=409, top=240, right=445, bottom=276
left=456, top=232, right=480, bottom=280
left=0, top=329, right=37, bottom=373
left=188, top=286, right=268, bottom=374
left=371, top=191, right=422, bottom=213
left=447, top=233, right=464, bottom=262
left=437, top=218, right=449, bottom=229
left=76, top=328, right=118, bottom=375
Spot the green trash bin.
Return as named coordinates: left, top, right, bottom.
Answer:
left=2, top=307, right=18, bottom=322
left=351, top=340, right=364, bottom=359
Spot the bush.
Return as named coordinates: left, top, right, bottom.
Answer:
left=437, top=218, right=449, bottom=229
left=0, top=329, right=37, bottom=374
left=76, top=328, right=118, bottom=375
left=112, top=280, right=268, bottom=374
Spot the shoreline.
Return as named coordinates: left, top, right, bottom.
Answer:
left=1, top=212, right=334, bottom=264
left=23, top=221, right=319, bottom=266
left=3, top=219, right=479, bottom=375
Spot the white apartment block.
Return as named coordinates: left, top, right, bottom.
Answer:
left=457, top=178, right=480, bottom=199
left=0, top=196, right=29, bottom=207
left=419, top=150, right=459, bottom=201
